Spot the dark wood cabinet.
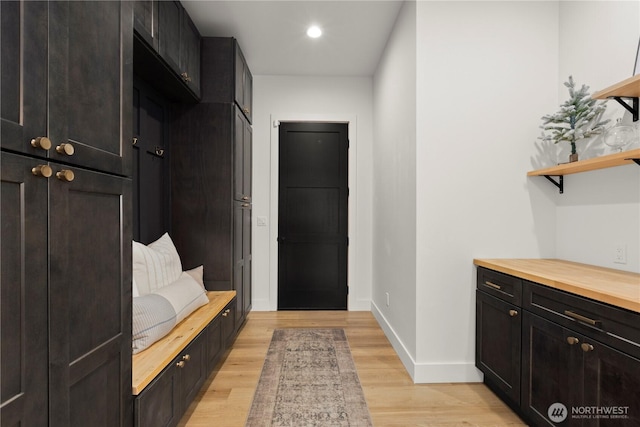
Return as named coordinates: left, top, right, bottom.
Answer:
left=0, top=0, right=48, bottom=156
left=133, top=0, right=158, bottom=50
left=1, top=152, right=49, bottom=427
left=1, top=1, right=133, bottom=425
left=48, top=166, right=132, bottom=427
left=201, top=37, right=253, bottom=123
left=521, top=311, right=579, bottom=426
left=157, top=0, right=200, bottom=97
left=171, top=102, right=252, bottom=332
left=135, top=298, right=235, bottom=427
left=521, top=282, right=640, bottom=426
left=134, top=0, right=201, bottom=101
left=48, top=1, right=132, bottom=176
left=475, top=289, right=521, bottom=407
left=477, top=265, right=640, bottom=426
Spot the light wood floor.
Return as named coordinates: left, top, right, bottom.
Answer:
left=179, top=311, right=527, bottom=426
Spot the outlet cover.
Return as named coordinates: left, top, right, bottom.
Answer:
left=614, top=244, right=627, bottom=264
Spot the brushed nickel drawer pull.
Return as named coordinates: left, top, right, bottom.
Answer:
left=508, top=310, right=518, bottom=317
left=564, top=310, right=600, bottom=327
left=566, top=336, right=579, bottom=345
left=484, top=281, right=501, bottom=290
left=176, top=361, right=185, bottom=368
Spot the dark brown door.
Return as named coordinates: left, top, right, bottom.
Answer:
left=278, top=122, right=348, bottom=310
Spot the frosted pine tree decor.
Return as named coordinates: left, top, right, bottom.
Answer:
left=538, top=76, right=609, bottom=162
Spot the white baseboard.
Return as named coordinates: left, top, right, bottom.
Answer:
left=250, top=298, right=272, bottom=312
left=371, top=301, right=483, bottom=384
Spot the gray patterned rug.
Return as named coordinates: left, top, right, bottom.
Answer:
left=245, top=328, right=373, bottom=427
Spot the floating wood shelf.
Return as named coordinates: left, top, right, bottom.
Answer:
left=592, top=74, right=640, bottom=122
left=528, top=148, right=640, bottom=193
left=592, top=74, right=640, bottom=99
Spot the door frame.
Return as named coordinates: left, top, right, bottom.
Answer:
left=268, top=114, right=363, bottom=311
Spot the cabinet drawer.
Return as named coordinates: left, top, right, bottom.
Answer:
left=477, top=267, right=522, bottom=305
left=135, top=362, right=180, bottom=427
left=524, top=281, right=640, bottom=359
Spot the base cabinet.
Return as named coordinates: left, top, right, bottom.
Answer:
left=475, top=290, right=521, bottom=406
left=476, top=267, right=640, bottom=426
left=134, top=298, right=235, bottom=427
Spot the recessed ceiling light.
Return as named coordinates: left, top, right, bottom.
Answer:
left=307, top=25, right=322, bottom=39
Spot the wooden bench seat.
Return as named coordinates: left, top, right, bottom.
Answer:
left=132, top=290, right=236, bottom=395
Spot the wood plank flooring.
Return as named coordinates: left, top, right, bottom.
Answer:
left=178, top=311, right=527, bottom=426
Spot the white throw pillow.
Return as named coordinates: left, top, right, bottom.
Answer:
left=132, top=276, right=140, bottom=298
left=155, top=272, right=209, bottom=325
left=132, top=233, right=182, bottom=296
left=186, top=265, right=205, bottom=289
left=132, top=272, right=209, bottom=354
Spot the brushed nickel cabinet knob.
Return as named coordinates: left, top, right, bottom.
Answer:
left=508, top=310, right=518, bottom=317
left=176, top=361, right=185, bottom=368
left=566, top=337, right=579, bottom=345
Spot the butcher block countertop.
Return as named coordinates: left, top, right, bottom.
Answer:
left=473, top=259, right=640, bottom=314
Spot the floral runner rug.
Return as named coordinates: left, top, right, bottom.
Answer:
left=245, top=328, right=373, bottom=426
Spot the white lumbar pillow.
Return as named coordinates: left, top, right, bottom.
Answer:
left=132, top=233, right=182, bottom=296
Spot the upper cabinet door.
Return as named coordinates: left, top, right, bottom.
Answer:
left=48, top=1, right=132, bottom=177
left=0, top=1, right=49, bottom=156
left=234, top=45, right=252, bottom=123
left=134, top=0, right=158, bottom=50
left=181, top=11, right=201, bottom=98
left=157, top=0, right=182, bottom=76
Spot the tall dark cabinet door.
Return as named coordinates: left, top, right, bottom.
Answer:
left=48, top=167, right=132, bottom=427
left=234, top=106, right=252, bottom=202
left=48, top=1, right=132, bottom=177
left=0, top=0, right=48, bottom=155
left=0, top=152, right=49, bottom=426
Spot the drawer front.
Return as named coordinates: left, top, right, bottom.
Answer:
left=523, top=281, right=640, bottom=359
left=477, top=267, right=522, bottom=305
left=207, top=315, right=223, bottom=370
left=135, top=363, right=180, bottom=427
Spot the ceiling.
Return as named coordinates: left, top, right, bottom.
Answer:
left=181, top=1, right=404, bottom=76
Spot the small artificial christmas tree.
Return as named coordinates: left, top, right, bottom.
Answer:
left=538, top=76, right=609, bottom=162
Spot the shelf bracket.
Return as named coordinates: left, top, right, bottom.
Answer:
left=544, top=175, right=563, bottom=194
left=612, top=96, right=639, bottom=122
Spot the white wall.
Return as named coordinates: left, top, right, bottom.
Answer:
left=555, top=1, right=640, bottom=273
left=251, top=75, right=374, bottom=311
left=370, top=0, right=639, bottom=383
left=413, top=1, right=559, bottom=382
left=371, top=0, right=418, bottom=373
